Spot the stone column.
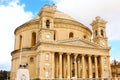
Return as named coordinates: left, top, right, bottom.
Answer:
left=107, top=56, right=111, bottom=77
left=77, top=57, right=80, bottom=78
left=51, top=52, right=55, bottom=79
left=74, top=54, right=78, bottom=78
left=37, top=53, right=40, bottom=77
left=100, top=56, right=104, bottom=78
left=88, top=55, right=92, bottom=78
left=67, top=53, right=70, bottom=79
left=82, top=54, right=85, bottom=78
left=59, top=53, right=62, bottom=79
left=95, top=55, right=98, bottom=78
left=39, top=52, right=44, bottom=79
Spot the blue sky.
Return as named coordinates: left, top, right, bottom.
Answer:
left=19, top=0, right=54, bottom=14
left=0, top=0, right=120, bottom=70
left=109, top=40, right=120, bottom=59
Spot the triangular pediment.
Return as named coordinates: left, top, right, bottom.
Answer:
left=56, top=38, right=102, bottom=48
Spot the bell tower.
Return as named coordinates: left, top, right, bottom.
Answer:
left=38, top=4, right=56, bottom=42
left=37, top=5, right=57, bottom=79
left=91, top=16, right=108, bottom=47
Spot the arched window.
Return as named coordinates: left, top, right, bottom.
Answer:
left=19, top=35, right=22, bottom=49
left=84, top=35, right=86, bottom=39
left=95, top=30, right=98, bottom=36
left=101, top=29, right=104, bottom=36
left=31, top=32, right=36, bottom=46
left=46, top=20, right=50, bottom=28
left=69, top=32, right=74, bottom=38
left=30, top=57, right=34, bottom=62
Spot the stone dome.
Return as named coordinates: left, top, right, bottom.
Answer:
left=14, top=5, right=92, bottom=40
left=15, top=9, right=91, bottom=34
left=28, top=10, right=76, bottom=22
left=54, top=10, right=75, bottom=21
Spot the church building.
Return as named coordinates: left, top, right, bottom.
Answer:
left=10, top=5, right=111, bottom=79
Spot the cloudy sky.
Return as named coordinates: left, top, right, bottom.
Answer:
left=0, top=0, right=120, bottom=70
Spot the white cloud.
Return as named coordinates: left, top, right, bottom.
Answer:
left=53, top=0, right=120, bottom=40
left=0, top=0, right=33, bottom=70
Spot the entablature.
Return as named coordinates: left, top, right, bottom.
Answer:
left=36, top=40, right=110, bottom=56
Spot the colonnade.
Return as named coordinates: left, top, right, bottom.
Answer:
left=52, top=52, right=111, bottom=79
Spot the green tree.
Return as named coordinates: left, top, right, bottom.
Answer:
left=0, top=70, right=10, bottom=80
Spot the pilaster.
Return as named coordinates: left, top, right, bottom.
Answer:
left=67, top=53, right=71, bottom=79
left=51, top=52, right=55, bottom=79
left=95, top=55, right=98, bottom=78
left=59, top=53, right=63, bottom=79
left=88, top=55, right=92, bottom=78
left=82, top=54, right=85, bottom=78
left=107, top=56, right=112, bottom=77
left=100, top=56, right=104, bottom=78
left=74, top=54, right=78, bottom=78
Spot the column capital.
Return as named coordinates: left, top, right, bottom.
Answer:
left=81, top=54, right=85, bottom=56
left=88, top=55, right=92, bottom=57
left=100, top=55, right=106, bottom=57
left=67, top=53, right=71, bottom=55
left=74, top=54, right=78, bottom=56
left=59, top=52, right=63, bottom=55
left=51, top=52, right=55, bottom=54
left=94, top=55, right=98, bottom=57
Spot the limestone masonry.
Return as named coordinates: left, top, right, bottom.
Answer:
left=10, top=4, right=111, bottom=79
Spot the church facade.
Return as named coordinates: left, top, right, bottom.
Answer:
left=10, top=5, right=111, bottom=79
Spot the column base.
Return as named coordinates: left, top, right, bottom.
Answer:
left=72, top=77, right=77, bottom=79
left=114, top=77, right=118, bottom=80
left=67, top=76, right=70, bottom=79
left=75, top=75, right=77, bottom=78
left=59, top=75, right=62, bottom=79
left=95, top=76, right=98, bottom=78
left=89, top=75, right=92, bottom=78
left=82, top=76, right=85, bottom=78
left=51, top=76, right=54, bottom=79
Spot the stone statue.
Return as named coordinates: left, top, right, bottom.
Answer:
left=15, top=64, right=29, bottom=80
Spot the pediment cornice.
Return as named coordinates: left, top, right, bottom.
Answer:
left=56, top=37, right=110, bottom=49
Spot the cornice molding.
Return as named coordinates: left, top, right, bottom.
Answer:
left=37, top=39, right=110, bottom=50
left=15, top=19, right=39, bottom=35
left=56, top=37, right=110, bottom=50
left=11, top=47, right=35, bottom=55
left=36, top=41, right=110, bottom=56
